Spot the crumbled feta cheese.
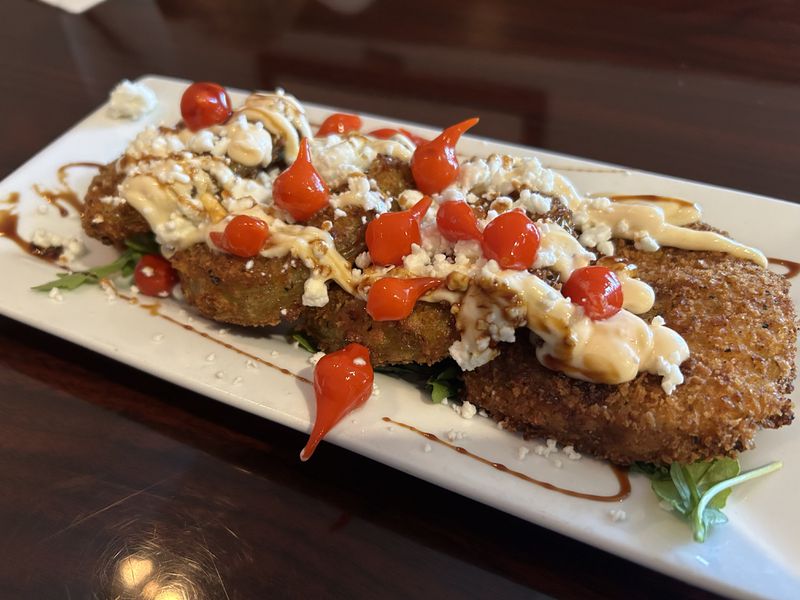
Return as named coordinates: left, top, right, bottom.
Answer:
left=447, top=430, right=467, bottom=442
left=32, top=228, right=62, bottom=249
left=140, top=266, right=154, bottom=278
left=596, top=240, right=615, bottom=256
left=206, top=353, right=216, bottom=362
left=99, top=195, right=126, bottom=207
left=423, top=443, right=432, bottom=453
left=233, top=376, right=243, bottom=385
left=517, top=446, right=530, bottom=460
left=302, top=277, right=329, bottom=307
left=108, top=80, right=158, bottom=120
left=56, top=236, right=85, bottom=266
left=517, top=188, right=552, bottom=214
left=48, top=288, right=63, bottom=303
left=151, top=333, right=164, bottom=343
left=634, top=231, right=660, bottom=252
left=354, top=251, right=371, bottom=270
left=563, top=445, right=582, bottom=460
left=656, top=354, right=685, bottom=395
left=451, top=400, right=477, bottom=419
left=91, top=214, right=105, bottom=224
left=244, top=259, right=255, bottom=271
left=215, top=371, right=226, bottom=379
left=246, top=359, right=257, bottom=369
left=609, top=509, right=627, bottom=522
left=309, top=351, right=326, bottom=366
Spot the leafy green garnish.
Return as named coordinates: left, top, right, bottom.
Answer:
left=634, top=458, right=782, bottom=542
left=289, top=331, right=318, bottom=353
left=32, top=234, right=159, bottom=292
left=427, top=363, right=463, bottom=403
left=377, top=359, right=463, bottom=404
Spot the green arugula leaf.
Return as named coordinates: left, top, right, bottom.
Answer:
left=289, top=331, right=318, bottom=353
left=426, top=363, right=463, bottom=403
left=635, top=458, right=782, bottom=542
left=123, top=234, right=160, bottom=255
left=377, top=359, right=464, bottom=404
left=690, top=461, right=781, bottom=542
left=32, top=272, right=93, bottom=292
left=32, top=233, right=159, bottom=293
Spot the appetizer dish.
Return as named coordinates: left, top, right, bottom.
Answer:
left=22, top=79, right=799, bottom=545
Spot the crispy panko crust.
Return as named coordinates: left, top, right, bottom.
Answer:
left=299, top=287, right=457, bottom=366
left=171, top=245, right=309, bottom=326
left=464, top=241, right=797, bottom=465
left=367, top=155, right=414, bottom=199
left=308, top=206, right=371, bottom=262
left=81, top=161, right=150, bottom=247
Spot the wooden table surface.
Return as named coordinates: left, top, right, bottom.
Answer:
left=2, top=0, right=798, bottom=598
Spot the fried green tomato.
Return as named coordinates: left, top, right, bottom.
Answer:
left=171, top=246, right=309, bottom=326
left=81, top=161, right=150, bottom=247
left=298, top=287, right=457, bottom=366
left=367, top=155, right=414, bottom=198
left=463, top=239, right=796, bottom=465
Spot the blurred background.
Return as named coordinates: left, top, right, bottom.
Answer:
left=7, top=0, right=800, bottom=200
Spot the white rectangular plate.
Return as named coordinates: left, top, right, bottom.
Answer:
left=1, top=76, right=798, bottom=599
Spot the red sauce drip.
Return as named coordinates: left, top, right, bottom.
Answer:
left=382, top=417, right=631, bottom=502
left=34, top=162, right=102, bottom=216
left=768, top=257, right=800, bottom=280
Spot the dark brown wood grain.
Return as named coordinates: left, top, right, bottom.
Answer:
left=3, top=0, right=797, bottom=597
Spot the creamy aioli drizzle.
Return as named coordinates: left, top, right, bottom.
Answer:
left=108, top=92, right=770, bottom=394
